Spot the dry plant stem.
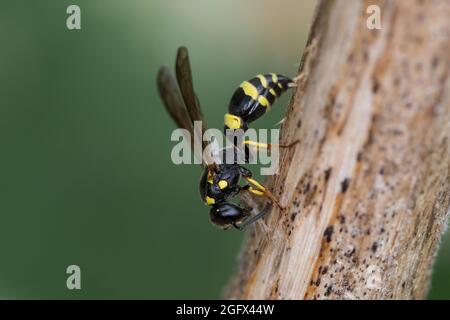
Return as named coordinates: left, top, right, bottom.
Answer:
left=225, top=0, right=450, bottom=300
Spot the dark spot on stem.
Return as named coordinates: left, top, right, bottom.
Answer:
left=341, top=178, right=350, bottom=193
left=371, top=242, right=378, bottom=253
left=372, top=79, right=380, bottom=93
left=290, top=212, right=297, bottom=222
left=431, top=56, right=439, bottom=69
left=321, top=266, right=328, bottom=275
left=324, top=285, right=333, bottom=297
left=347, top=53, right=354, bottom=63
left=324, top=225, right=334, bottom=243
left=345, top=247, right=356, bottom=258
left=357, top=152, right=363, bottom=161
left=304, top=182, right=311, bottom=194
left=324, top=167, right=332, bottom=182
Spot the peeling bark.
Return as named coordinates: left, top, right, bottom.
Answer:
left=224, top=0, right=450, bottom=300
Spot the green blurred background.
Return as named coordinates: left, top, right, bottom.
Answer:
left=0, top=0, right=448, bottom=299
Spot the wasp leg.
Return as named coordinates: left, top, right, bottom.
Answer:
left=247, top=187, right=265, bottom=196
left=241, top=183, right=265, bottom=196
left=243, top=140, right=299, bottom=150
left=234, top=204, right=272, bottom=231
left=232, top=222, right=242, bottom=230
left=229, top=184, right=248, bottom=198
left=243, top=177, right=284, bottom=210
left=238, top=166, right=253, bottom=177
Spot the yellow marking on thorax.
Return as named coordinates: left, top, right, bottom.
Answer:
left=218, top=180, right=228, bottom=189
left=240, top=81, right=258, bottom=100
left=269, top=88, right=277, bottom=96
left=207, top=171, right=213, bottom=184
left=224, top=113, right=242, bottom=129
left=257, top=74, right=268, bottom=88
left=277, top=83, right=283, bottom=89
left=205, top=196, right=215, bottom=205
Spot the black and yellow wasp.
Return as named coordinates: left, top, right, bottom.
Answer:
left=157, top=47, right=297, bottom=230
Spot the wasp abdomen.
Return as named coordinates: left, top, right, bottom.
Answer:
left=226, top=73, right=293, bottom=128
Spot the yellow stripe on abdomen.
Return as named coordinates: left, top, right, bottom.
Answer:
left=240, top=81, right=258, bottom=100
left=271, top=73, right=278, bottom=83
left=257, top=74, right=268, bottom=88
left=240, top=77, right=275, bottom=110
left=258, top=95, right=270, bottom=107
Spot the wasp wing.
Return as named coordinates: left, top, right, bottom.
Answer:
left=157, top=66, right=195, bottom=136
left=175, top=47, right=209, bottom=150
left=157, top=58, right=213, bottom=166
